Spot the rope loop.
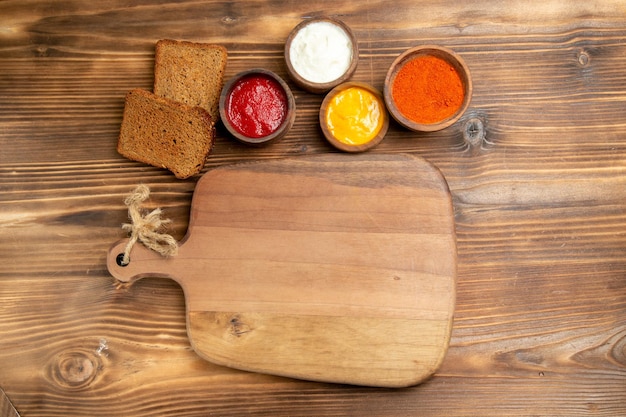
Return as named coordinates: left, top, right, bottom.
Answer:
left=120, top=184, right=178, bottom=265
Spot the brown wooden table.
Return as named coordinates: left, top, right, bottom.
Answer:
left=1, top=1, right=625, bottom=415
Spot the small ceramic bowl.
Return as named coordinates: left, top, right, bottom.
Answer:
left=285, top=17, right=359, bottom=94
left=384, top=45, right=472, bottom=132
left=219, top=69, right=296, bottom=146
left=319, top=82, right=389, bottom=153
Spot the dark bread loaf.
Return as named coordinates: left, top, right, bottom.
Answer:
left=117, top=88, right=215, bottom=179
left=154, top=39, right=227, bottom=124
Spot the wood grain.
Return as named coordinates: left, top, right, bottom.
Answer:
left=1, top=0, right=626, bottom=415
left=106, top=154, right=456, bottom=387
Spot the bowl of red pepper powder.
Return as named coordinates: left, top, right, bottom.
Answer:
left=384, top=45, right=472, bottom=132
left=220, top=69, right=296, bottom=145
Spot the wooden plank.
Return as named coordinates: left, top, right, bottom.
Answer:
left=1, top=0, right=625, bottom=415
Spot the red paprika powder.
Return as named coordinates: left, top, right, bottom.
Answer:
left=392, top=55, right=465, bottom=124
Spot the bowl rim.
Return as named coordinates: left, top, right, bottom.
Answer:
left=383, top=45, right=473, bottom=132
left=284, top=16, right=359, bottom=94
left=219, top=68, right=296, bottom=146
left=319, top=81, right=389, bottom=153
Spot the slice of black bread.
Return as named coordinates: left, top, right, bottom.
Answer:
left=117, top=88, right=215, bottom=179
left=154, top=39, right=227, bottom=124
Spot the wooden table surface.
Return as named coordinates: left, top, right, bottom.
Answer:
left=1, top=1, right=625, bottom=416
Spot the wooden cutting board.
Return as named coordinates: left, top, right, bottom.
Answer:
left=106, top=153, right=457, bottom=387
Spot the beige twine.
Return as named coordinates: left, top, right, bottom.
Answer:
left=120, top=184, right=178, bottom=266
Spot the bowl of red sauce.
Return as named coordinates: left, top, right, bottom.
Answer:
left=219, top=69, right=296, bottom=145
left=384, top=45, right=472, bottom=132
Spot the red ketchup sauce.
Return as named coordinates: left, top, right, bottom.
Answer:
left=225, top=74, right=288, bottom=138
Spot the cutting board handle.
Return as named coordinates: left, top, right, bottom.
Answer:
left=107, top=239, right=178, bottom=284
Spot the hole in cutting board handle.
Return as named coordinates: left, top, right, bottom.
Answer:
left=116, top=253, right=129, bottom=267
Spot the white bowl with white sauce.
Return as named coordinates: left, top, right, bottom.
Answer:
left=285, top=17, right=359, bottom=94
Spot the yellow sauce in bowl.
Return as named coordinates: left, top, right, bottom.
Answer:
left=324, top=86, right=385, bottom=146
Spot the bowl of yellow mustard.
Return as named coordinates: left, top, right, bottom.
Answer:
left=319, top=82, right=389, bottom=152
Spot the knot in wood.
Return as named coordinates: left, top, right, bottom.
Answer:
left=221, top=16, right=239, bottom=25
left=463, top=117, right=485, bottom=147
left=229, top=315, right=252, bottom=337
left=50, top=349, right=100, bottom=390
left=612, top=332, right=626, bottom=367
left=577, top=51, right=590, bottom=67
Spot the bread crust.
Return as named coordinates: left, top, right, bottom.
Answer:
left=117, top=88, right=215, bottom=179
left=154, top=39, right=227, bottom=124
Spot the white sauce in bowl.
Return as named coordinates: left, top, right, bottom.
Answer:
left=288, top=21, right=353, bottom=84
